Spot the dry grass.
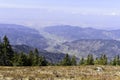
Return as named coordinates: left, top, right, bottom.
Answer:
left=0, top=66, right=120, bottom=80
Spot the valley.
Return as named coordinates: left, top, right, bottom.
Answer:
left=1, top=24, right=120, bottom=61
left=0, top=0, right=120, bottom=80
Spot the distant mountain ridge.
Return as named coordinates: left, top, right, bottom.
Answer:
left=0, top=24, right=48, bottom=49
left=40, top=25, right=120, bottom=59
left=1, top=24, right=120, bottom=60
left=43, top=25, right=120, bottom=41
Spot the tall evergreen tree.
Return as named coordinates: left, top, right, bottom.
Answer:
left=38, top=56, right=48, bottom=66
left=71, top=55, right=77, bottom=66
left=115, top=55, right=120, bottom=65
left=0, top=42, right=4, bottom=65
left=94, top=58, right=99, bottom=65
left=33, top=48, right=39, bottom=66
left=86, top=54, right=94, bottom=65
left=1, top=36, right=14, bottom=66
left=99, top=54, right=107, bottom=65
left=61, top=54, right=71, bottom=66
left=111, top=55, right=120, bottom=66
left=79, top=57, right=85, bottom=65
left=17, top=52, right=28, bottom=66
left=28, top=50, right=34, bottom=66
left=112, top=58, right=116, bottom=65
left=12, top=52, right=19, bottom=66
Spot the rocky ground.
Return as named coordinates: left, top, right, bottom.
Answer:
left=0, top=66, right=120, bottom=80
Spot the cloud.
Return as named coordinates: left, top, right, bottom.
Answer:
left=0, top=2, right=120, bottom=17
left=107, top=12, right=120, bottom=16
left=0, top=3, right=28, bottom=8
left=70, top=9, right=120, bottom=16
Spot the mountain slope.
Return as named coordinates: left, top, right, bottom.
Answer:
left=0, top=24, right=48, bottom=49
left=12, top=44, right=65, bottom=63
left=53, top=39, right=120, bottom=59
left=2, top=24, right=120, bottom=60
left=40, top=25, right=120, bottom=59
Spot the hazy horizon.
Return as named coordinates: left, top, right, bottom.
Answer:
left=0, top=0, right=120, bottom=29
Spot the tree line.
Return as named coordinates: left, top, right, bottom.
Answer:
left=0, top=36, right=48, bottom=66
left=0, top=36, right=120, bottom=66
left=60, top=53, right=120, bottom=66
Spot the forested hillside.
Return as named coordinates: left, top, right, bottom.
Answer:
left=1, top=24, right=120, bottom=63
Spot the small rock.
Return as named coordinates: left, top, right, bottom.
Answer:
left=96, top=67, right=103, bottom=72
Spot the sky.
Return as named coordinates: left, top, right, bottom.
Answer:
left=0, top=0, right=120, bottom=29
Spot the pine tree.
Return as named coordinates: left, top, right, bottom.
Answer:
left=111, top=55, right=120, bottom=66
left=94, top=58, right=99, bottom=65
left=33, top=48, right=39, bottom=66
left=71, top=55, right=77, bottom=66
left=17, top=52, right=28, bottom=66
left=61, top=54, right=71, bottom=66
left=86, top=54, right=94, bottom=65
left=115, top=55, right=120, bottom=65
left=38, top=56, right=48, bottom=66
left=112, top=58, right=116, bottom=65
left=0, top=42, right=4, bottom=65
left=99, top=54, right=107, bottom=65
left=1, top=36, right=14, bottom=66
left=12, top=52, right=19, bottom=66
left=79, top=57, right=85, bottom=65
left=28, top=50, right=34, bottom=66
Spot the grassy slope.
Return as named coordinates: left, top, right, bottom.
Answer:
left=0, top=66, right=120, bottom=80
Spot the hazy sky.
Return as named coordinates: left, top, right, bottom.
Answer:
left=0, top=0, right=120, bottom=29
